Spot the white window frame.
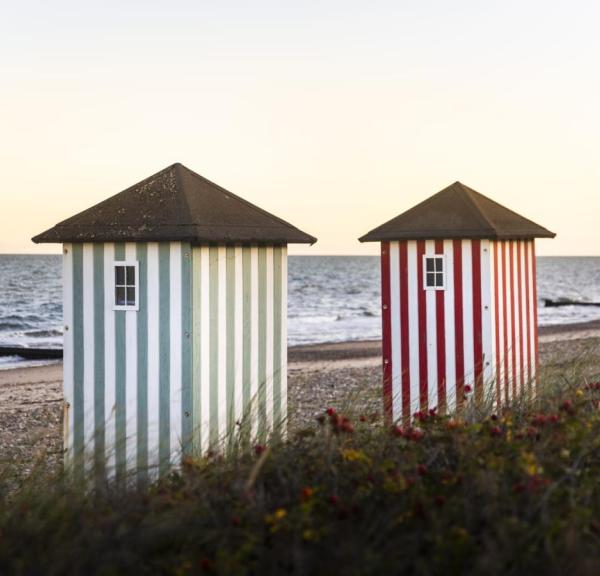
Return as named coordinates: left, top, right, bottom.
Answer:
left=113, top=261, right=139, bottom=311
left=423, top=254, right=446, bottom=291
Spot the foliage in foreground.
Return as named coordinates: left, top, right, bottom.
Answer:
left=3, top=377, right=600, bottom=574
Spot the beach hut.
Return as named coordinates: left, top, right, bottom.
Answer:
left=33, top=163, right=316, bottom=478
left=359, top=182, right=555, bottom=422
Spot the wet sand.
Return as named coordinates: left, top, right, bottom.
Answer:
left=1, top=319, right=600, bottom=482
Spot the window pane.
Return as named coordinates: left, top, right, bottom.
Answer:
left=126, top=287, right=136, bottom=306
left=426, top=272, right=435, bottom=287
left=115, top=266, right=125, bottom=285
left=115, top=286, right=126, bottom=306
left=436, top=272, right=444, bottom=287
left=426, top=258, right=434, bottom=272
left=126, top=266, right=136, bottom=286
left=435, top=258, right=443, bottom=272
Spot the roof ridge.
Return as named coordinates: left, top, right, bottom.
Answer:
left=178, top=163, right=309, bottom=235
left=455, top=182, right=497, bottom=232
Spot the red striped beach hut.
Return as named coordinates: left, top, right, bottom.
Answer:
left=359, top=182, right=555, bottom=421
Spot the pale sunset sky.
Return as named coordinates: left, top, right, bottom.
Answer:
left=1, top=1, right=599, bottom=255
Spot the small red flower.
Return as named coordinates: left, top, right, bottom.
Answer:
left=254, top=444, right=266, bottom=456
left=409, top=428, right=424, bottom=441
left=416, top=464, right=428, bottom=476
left=338, top=417, right=354, bottom=433
left=464, top=385, right=472, bottom=394
left=392, top=425, right=404, bottom=437
left=548, top=414, right=560, bottom=423
left=531, top=414, right=547, bottom=427
left=326, top=407, right=336, bottom=417
left=301, top=487, right=314, bottom=501
left=560, top=400, right=574, bottom=413
left=490, top=426, right=502, bottom=437
left=359, top=415, right=367, bottom=422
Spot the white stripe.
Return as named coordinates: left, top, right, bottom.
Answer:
left=169, top=242, right=182, bottom=465
left=520, top=241, right=528, bottom=386
left=234, top=246, right=244, bottom=429
left=489, top=241, right=497, bottom=407
left=63, top=243, right=74, bottom=467
left=443, top=240, right=456, bottom=412
left=462, top=240, right=474, bottom=388
left=217, top=246, right=227, bottom=442
left=124, top=243, right=138, bottom=473
left=147, top=242, right=160, bottom=474
left=82, top=243, right=95, bottom=473
left=103, top=243, right=116, bottom=477
left=250, top=247, right=259, bottom=439
left=280, top=247, right=288, bottom=436
left=497, top=242, right=505, bottom=401
left=266, top=246, right=274, bottom=432
left=528, top=241, right=536, bottom=384
left=505, top=241, right=513, bottom=400
left=512, top=241, right=521, bottom=395
left=200, top=246, right=210, bottom=453
left=407, top=241, right=420, bottom=414
left=480, top=240, right=493, bottom=402
left=389, top=242, right=401, bottom=421
left=424, top=241, right=438, bottom=410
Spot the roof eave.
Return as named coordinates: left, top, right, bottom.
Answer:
left=359, top=229, right=556, bottom=242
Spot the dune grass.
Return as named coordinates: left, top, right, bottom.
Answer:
left=2, top=347, right=600, bottom=574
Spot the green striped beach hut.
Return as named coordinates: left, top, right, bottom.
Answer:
left=33, top=163, right=316, bottom=480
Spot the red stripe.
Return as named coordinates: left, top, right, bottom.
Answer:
left=453, top=240, right=464, bottom=402
left=417, top=240, right=428, bottom=410
left=517, top=240, right=524, bottom=392
left=493, top=241, right=501, bottom=406
left=532, top=241, right=539, bottom=383
left=524, top=240, right=532, bottom=392
left=381, top=242, right=392, bottom=422
left=501, top=241, right=509, bottom=403
left=510, top=241, right=517, bottom=398
left=435, top=240, right=446, bottom=413
left=399, top=241, right=410, bottom=421
left=472, top=240, right=483, bottom=399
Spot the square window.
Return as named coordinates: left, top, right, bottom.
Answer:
left=423, top=255, right=445, bottom=290
left=113, top=262, right=139, bottom=310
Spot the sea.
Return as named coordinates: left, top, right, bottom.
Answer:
left=0, top=255, right=599, bottom=368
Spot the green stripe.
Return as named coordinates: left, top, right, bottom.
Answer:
left=181, top=243, right=193, bottom=458
left=273, top=247, right=283, bottom=434
left=226, top=247, right=236, bottom=436
left=242, top=248, right=252, bottom=422
left=136, top=244, right=148, bottom=485
left=93, top=244, right=105, bottom=480
left=159, top=243, right=171, bottom=475
left=72, top=244, right=84, bottom=479
left=191, top=248, right=202, bottom=456
left=114, top=243, right=126, bottom=483
left=209, top=247, right=219, bottom=447
left=258, top=248, right=267, bottom=442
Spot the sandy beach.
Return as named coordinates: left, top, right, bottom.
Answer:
left=1, top=320, right=600, bottom=481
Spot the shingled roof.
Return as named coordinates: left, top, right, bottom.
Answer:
left=33, top=163, right=317, bottom=245
left=359, top=181, right=555, bottom=242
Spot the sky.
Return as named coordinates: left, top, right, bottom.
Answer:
left=1, top=0, right=599, bottom=255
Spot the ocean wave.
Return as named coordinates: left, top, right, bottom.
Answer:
left=24, top=329, right=63, bottom=338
